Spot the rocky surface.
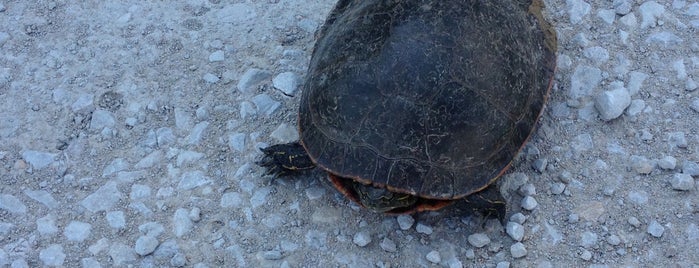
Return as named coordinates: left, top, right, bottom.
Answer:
left=0, top=0, right=698, bottom=267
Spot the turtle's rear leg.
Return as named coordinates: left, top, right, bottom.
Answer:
left=257, top=142, right=315, bottom=176
left=463, top=184, right=507, bottom=225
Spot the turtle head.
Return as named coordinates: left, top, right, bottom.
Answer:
left=352, top=182, right=417, bottom=213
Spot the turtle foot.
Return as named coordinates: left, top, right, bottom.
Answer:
left=463, top=185, right=507, bottom=225
left=257, top=142, right=315, bottom=176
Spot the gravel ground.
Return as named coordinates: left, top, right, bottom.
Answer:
left=1, top=0, right=698, bottom=267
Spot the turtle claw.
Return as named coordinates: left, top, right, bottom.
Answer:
left=257, top=142, right=316, bottom=177
left=463, top=185, right=508, bottom=225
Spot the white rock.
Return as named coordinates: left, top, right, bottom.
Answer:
left=135, top=236, right=160, bottom=256
left=658, top=156, right=677, bottom=170
left=21, top=150, right=56, bottom=170
left=426, top=250, right=441, bottom=263
left=521, top=196, right=538, bottom=210
left=177, top=170, right=211, bottom=190
left=81, top=181, right=123, bottom=213
left=237, top=68, right=271, bottom=94
left=467, top=233, right=490, bottom=248
left=106, top=211, right=126, bottom=229
left=173, top=208, right=193, bottom=237
left=506, top=222, right=525, bottom=241
left=202, top=73, right=219, bottom=83
left=396, top=215, right=415, bottom=230
left=566, top=0, right=591, bottom=24
left=39, top=244, right=66, bottom=266
left=352, top=231, right=372, bottom=247
left=0, top=194, right=26, bottom=214
left=272, top=72, right=302, bottom=96
left=64, top=221, right=92, bottom=242
left=670, top=173, right=694, bottom=191
left=252, top=94, right=281, bottom=116
left=270, top=123, right=299, bottom=143
left=583, top=46, right=609, bottom=63
left=595, top=88, right=631, bottom=121
left=639, top=1, right=665, bottom=28
left=209, top=50, right=224, bottom=62
left=510, top=242, right=527, bottom=258
left=37, top=215, right=58, bottom=235
left=569, top=65, right=602, bottom=99
left=90, top=109, right=116, bottom=130
left=647, top=220, right=665, bottom=237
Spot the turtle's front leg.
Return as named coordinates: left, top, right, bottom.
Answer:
left=257, top=142, right=316, bottom=176
left=463, top=184, right=507, bottom=224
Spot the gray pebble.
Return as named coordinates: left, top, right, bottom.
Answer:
left=550, top=182, right=566, bottom=195
left=572, top=133, right=594, bottom=152
left=580, top=231, right=598, bottom=248
left=237, top=68, right=272, bottom=94
left=596, top=9, right=615, bottom=24
left=687, top=78, right=698, bottom=91
left=628, top=190, right=649, bottom=205
left=262, top=250, right=283, bottom=260
left=580, top=249, right=592, bottom=261
left=625, top=99, right=645, bottom=116
left=177, top=171, right=211, bottom=190
left=71, top=93, right=94, bottom=112
left=37, top=215, right=58, bottom=235
left=0, top=194, right=27, bottom=214
left=566, top=0, right=591, bottom=24
left=628, top=217, right=641, bottom=228
left=209, top=50, right=224, bottom=62
left=639, top=1, right=665, bottom=28
left=90, top=109, right=116, bottom=130
left=156, top=127, right=175, bottom=147
left=629, top=155, right=653, bottom=175
left=353, top=231, right=372, bottom=247
left=682, top=160, right=699, bottom=176
left=426, top=250, right=441, bottom=264
left=239, top=101, right=256, bottom=118
left=252, top=94, right=281, bottom=116
left=380, top=238, right=397, bottom=252
left=510, top=213, right=526, bottom=224
left=106, top=211, right=126, bottom=229
left=228, top=133, right=247, bottom=152
left=202, top=73, right=219, bottom=83
left=189, top=207, right=201, bottom=222
left=496, top=262, right=510, bottom=268
left=304, top=186, right=325, bottom=200
left=305, top=230, right=327, bottom=249
left=270, top=123, right=299, bottom=143
left=187, top=122, right=209, bottom=145
left=613, top=0, right=632, bottom=15
left=690, top=99, right=699, bottom=113
left=670, top=173, right=694, bottom=191
left=532, top=158, right=547, bottom=173
left=668, top=132, right=688, bottom=148
left=21, top=150, right=57, bottom=170
left=135, top=236, right=159, bottom=256
left=521, top=196, right=538, bottom=211
left=583, top=46, right=609, bottom=63
left=510, top=242, right=527, bottom=258
left=569, top=66, right=602, bottom=99
left=568, top=213, right=580, bottom=223
left=272, top=72, right=301, bottom=96
left=416, top=223, right=433, bottom=235
left=518, top=183, right=536, bottom=196
left=647, top=220, right=665, bottom=238
left=396, top=215, right=415, bottom=230
left=607, top=234, right=621, bottom=246
left=81, top=181, right=122, bottom=213
left=558, top=171, right=573, bottom=184
left=251, top=187, right=272, bottom=208
left=506, top=222, right=525, bottom=241
left=467, top=233, right=490, bottom=248
left=39, top=244, right=66, bottom=266
left=645, top=32, right=683, bottom=48
left=595, top=88, right=631, bottom=121
left=171, top=252, right=187, bottom=267
left=658, top=156, right=677, bottom=170
left=173, top=208, right=193, bottom=237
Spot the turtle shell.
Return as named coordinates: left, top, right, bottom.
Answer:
left=299, top=0, right=556, bottom=201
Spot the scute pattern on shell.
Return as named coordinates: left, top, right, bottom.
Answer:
left=299, top=0, right=556, bottom=199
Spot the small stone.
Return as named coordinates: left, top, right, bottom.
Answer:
left=506, top=222, right=525, bottom=241
left=467, top=233, right=490, bottom=248
left=580, top=231, right=598, bottom=248
left=39, top=244, right=66, bottom=266
left=658, top=156, right=677, bottom=170
left=647, top=220, right=665, bottom=238
left=237, top=68, right=272, bottom=94
left=687, top=78, right=698, bottom=91
left=270, top=123, right=299, bottom=143
left=177, top=170, right=211, bottom=190
left=597, top=9, right=616, bottom=24
left=21, top=150, right=57, bottom=170
left=228, top=133, right=247, bottom=152
left=628, top=191, right=649, bottom=205
left=627, top=71, right=648, bottom=96
left=203, top=73, right=219, bottom=83
left=532, top=158, right=547, bottom=173
left=639, top=1, right=665, bottom=28
left=171, top=252, right=186, bottom=267
left=566, top=0, right=591, bottom=24
left=416, top=223, right=433, bottom=235
left=668, top=132, right=688, bottom=148
left=682, top=161, right=699, bottom=176
left=521, top=196, right=538, bottom=210
left=173, top=208, right=193, bottom=237
left=353, top=231, right=372, bottom=247
left=380, top=238, right=397, bottom=252
left=607, top=234, right=621, bottom=246
left=628, top=217, right=641, bottom=228
left=571, top=133, right=594, bottom=152
left=595, top=88, right=631, bottom=121
left=0, top=194, right=27, bottom=214
left=426, top=250, right=441, bottom=263
left=262, top=250, right=283, bottom=260
left=496, top=262, right=510, bottom=268
left=670, top=173, right=694, bottom=191
left=135, top=236, right=159, bottom=256
left=583, top=46, right=609, bottom=63
left=613, top=0, right=632, bottom=15
left=106, top=211, right=126, bottom=229
left=690, top=99, right=699, bottom=113
left=569, top=66, right=602, bottom=99
left=580, top=249, right=593, bottom=261
left=189, top=207, right=201, bottom=222
left=209, top=50, right=224, bottom=62
left=629, top=155, right=653, bottom=175
left=81, top=182, right=122, bottom=213
left=272, top=72, right=302, bottom=96
left=625, top=99, right=645, bottom=116
left=568, top=213, right=580, bottom=223
left=90, top=109, right=116, bottom=130
left=37, top=215, right=58, bottom=235
left=550, top=182, right=566, bottom=195
left=251, top=94, right=281, bottom=116
left=518, top=183, right=536, bottom=196
left=510, top=242, right=527, bottom=258
left=510, top=213, right=526, bottom=224
left=396, top=215, right=415, bottom=230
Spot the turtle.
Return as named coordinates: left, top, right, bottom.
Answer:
left=258, top=0, right=557, bottom=221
